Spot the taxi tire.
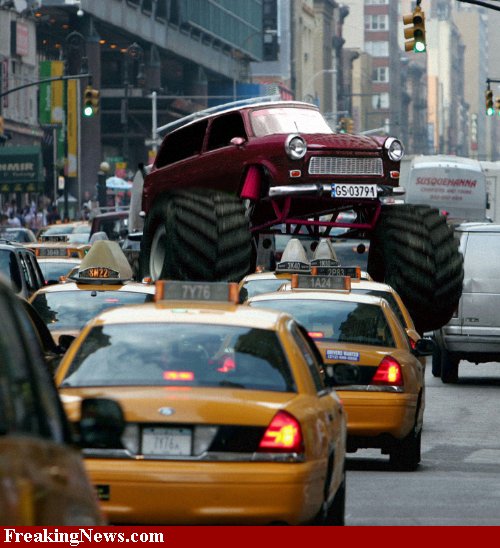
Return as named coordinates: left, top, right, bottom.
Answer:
left=367, top=204, right=463, bottom=334
left=139, top=190, right=252, bottom=281
left=441, top=348, right=459, bottom=384
left=314, top=471, right=346, bottom=526
left=389, top=428, right=421, bottom=471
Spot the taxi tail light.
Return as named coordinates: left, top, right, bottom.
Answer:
left=408, top=337, right=417, bottom=350
left=372, top=356, right=403, bottom=386
left=308, top=331, right=324, bottom=339
left=258, top=411, right=304, bottom=453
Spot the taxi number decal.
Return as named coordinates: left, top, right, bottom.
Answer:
left=326, top=349, right=360, bottom=362
left=163, top=281, right=229, bottom=301
left=297, top=275, right=349, bottom=290
left=79, top=267, right=119, bottom=279
left=38, top=248, right=67, bottom=257
left=331, top=183, right=377, bottom=199
left=314, top=266, right=360, bottom=278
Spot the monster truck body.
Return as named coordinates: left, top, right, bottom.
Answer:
left=140, top=98, right=463, bottom=333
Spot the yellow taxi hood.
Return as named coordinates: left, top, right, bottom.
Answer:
left=61, top=386, right=297, bottom=425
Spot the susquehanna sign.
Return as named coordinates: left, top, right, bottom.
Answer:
left=0, top=146, right=43, bottom=191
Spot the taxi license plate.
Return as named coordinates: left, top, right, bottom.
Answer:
left=142, top=427, right=192, bottom=456
left=331, top=183, right=377, bottom=199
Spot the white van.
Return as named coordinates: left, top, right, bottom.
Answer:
left=433, top=223, right=500, bottom=383
left=402, top=155, right=488, bottom=225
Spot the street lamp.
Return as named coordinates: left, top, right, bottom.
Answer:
left=303, top=68, right=336, bottom=104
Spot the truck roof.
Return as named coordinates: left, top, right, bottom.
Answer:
left=410, top=155, right=483, bottom=173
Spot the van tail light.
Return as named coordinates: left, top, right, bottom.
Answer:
left=372, top=356, right=403, bottom=387
left=258, top=411, right=304, bottom=453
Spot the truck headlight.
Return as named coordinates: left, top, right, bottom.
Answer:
left=285, top=134, right=307, bottom=160
left=384, top=138, right=404, bottom=161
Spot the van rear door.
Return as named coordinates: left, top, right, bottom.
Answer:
left=461, top=231, right=500, bottom=336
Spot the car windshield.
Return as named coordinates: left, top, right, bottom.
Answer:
left=0, top=229, right=36, bottom=243
left=250, top=107, right=333, bottom=136
left=31, top=290, right=154, bottom=332
left=38, top=260, right=80, bottom=282
left=240, top=278, right=286, bottom=300
left=350, top=288, right=407, bottom=327
left=60, top=323, right=295, bottom=392
left=249, top=298, right=395, bottom=347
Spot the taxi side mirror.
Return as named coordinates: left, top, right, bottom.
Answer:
left=412, top=337, right=436, bottom=357
left=79, top=398, right=125, bottom=449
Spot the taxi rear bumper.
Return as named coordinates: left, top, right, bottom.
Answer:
left=86, top=458, right=327, bottom=525
left=337, top=390, right=419, bottom=449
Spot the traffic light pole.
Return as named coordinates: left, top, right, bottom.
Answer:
left=0, top=73, right=91, bottom=99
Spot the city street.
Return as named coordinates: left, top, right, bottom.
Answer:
left=347, top=359, right=500, bottom=525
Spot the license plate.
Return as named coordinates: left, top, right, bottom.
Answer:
left=142, top=427, right=192, bottom=456
left=331, top=183, right=377, bottom=199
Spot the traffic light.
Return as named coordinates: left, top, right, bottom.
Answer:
left=0, top=115, right=4, bottom=136
left=495, top=97, right=500, bottom=116
left=403, top=6, right=426, bottom=53
left=486, top=89, right=494, bottom=116
left=338, top=118, right=348, bottom=133
left=83, top=85, right=100, bottom=117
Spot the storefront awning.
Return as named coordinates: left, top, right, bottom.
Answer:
left=0, top=146, right=43, bottom=192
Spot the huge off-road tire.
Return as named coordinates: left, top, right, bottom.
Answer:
left=139, top=189, right=252, bottom=282
left=367, top=204, right=463, bottom=334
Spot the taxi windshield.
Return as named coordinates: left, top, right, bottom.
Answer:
left=249, top=299, right=395, bottom=347
left=240, top=278, right=286, bottom=300
left=60, top=323, right=295, bottom=392
left=31, top=290, right=154, bottom=332
left=250, top=107, right=333, bottom=137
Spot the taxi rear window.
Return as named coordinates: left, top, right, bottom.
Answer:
left=350, top=288, right=406, bottom=327
left=31, top=291, right=154, bottom=332
left=60, top=323, right=296, bottom=392
left=249, top=299, right=395, bottom=348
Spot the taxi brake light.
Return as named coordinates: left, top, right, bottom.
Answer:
left=163, top=371, right=195, bottom=381
left=408, top=337, right=417, bottom=350
left=217, top=356, right=236, bottom=373
left=372, top=356, right=403, bottom=386
left=308, top=331, right=324, bottom=339
left=258, top=411, right=304, bottom=453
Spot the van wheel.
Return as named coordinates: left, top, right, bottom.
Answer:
left=368, top=204, right=464, bottom=333
left=139, top=190, right=252, bottom=282
left=431, top=344, right=442, bottom=377
left=441, top=348, right=459, bottom=384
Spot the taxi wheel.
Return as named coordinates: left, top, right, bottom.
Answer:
left=324, top=475, right=346, bottom=525
left=368, top=204, right=463, bottom=334
left=441, top=348, right=459, bottom=384
left=139, top=190, right=252, bottom=281
left=389, top=428, right=421, bottom=471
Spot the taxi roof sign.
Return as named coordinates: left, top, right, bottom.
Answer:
left=291, top=274, right=351, bottom=291
left=69, top=240, right=133, bottom=283
left=311, top=238, right=339, bottom=265
left=155, top=280, right=239, bottom=303
left=312, top=265, right=361, bottom=278
left=276, top=238, right=311, bottom=273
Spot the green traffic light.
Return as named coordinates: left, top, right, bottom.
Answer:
left=414, top=41, right=426, bottom=53
left=83, top=104, right=94, bottom=117
left=487, top=107, right=495, bottom=116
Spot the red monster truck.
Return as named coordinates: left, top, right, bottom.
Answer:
left=138, top=97, right=463, bottom=333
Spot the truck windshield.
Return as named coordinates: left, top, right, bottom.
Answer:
left=250, top=107, right=333, bottom=136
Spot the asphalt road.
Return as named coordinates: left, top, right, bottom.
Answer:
left=345, top=359, right=500, bottom=525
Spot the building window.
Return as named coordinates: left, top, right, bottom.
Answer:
left=365, top=41, right=389, bottom=57
left=372, top=92, right=390, bottom=110
left=372, top=67, right=389, bottom=82
left=364, top=14, right=388, bottom=31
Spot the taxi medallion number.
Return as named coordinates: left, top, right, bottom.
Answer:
left=142, top=427, right=192, bottom=456
left=331, top=183, right=377, bottom=199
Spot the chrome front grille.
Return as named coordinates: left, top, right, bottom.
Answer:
left=308, top=156, right=384, bottom=176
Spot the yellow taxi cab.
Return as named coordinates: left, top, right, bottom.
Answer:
left=29, top=240, right=154, bottom=344
left=55, top=279, right=347, bottom=525
left=247, top=275, right=435, bottom=471
left=239, top=237, right=369, bottom=301
left=37, top=221, right=91, bottom=243
left=0, top=273, right=126, bottom=525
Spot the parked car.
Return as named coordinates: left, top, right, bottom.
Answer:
left=433, top=223, right=500, bottom=383
left=0, top=274, right=123, bottom=525
left=0, top=239, right=45, bottom=299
